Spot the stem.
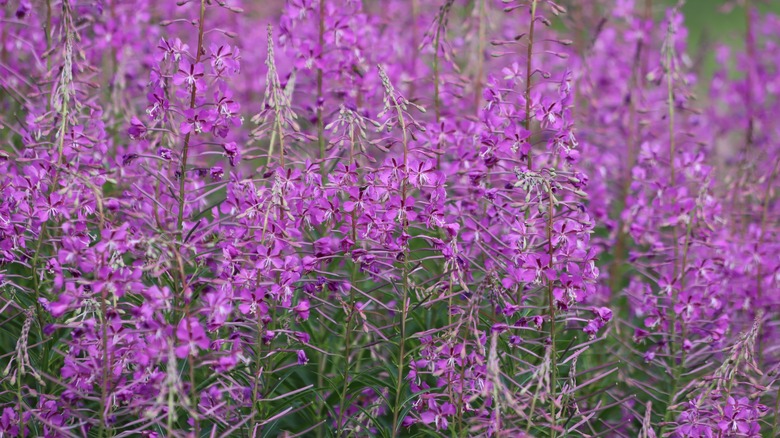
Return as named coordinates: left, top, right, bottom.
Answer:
left=29, top=0, right=77, bottom=390
left=315, top=347, right=327, bottom=438
left=45, top=0, right=52, bottom=75
left=175, top=2, right=206, bottom=435
left=167, top=349, right=176, bottom=436
left=17, top=364, right=24, bottom=438
left=0, top=10, right=5, bottom=66
left=317, top=0, right=326, bottom=172
left=774, top=382, right=780, bottom=438
left=389, top=87, right=410, bottom=438
left=475, top=0, right=486, bottom=111
left=409, top=0, right=420, bottom=100
left=731, top=0, right=756, bottom=237
left=251, top=310, right=264, bottom=435
left=393, top=271, right=409, bottom=437
left=350, top=123, right=358, bottom=243
left=609, top=35, right=645, bottom=300
left=571, top=2, right=585, bottom=122
left=755, top=160, right=778, bottom=366
left=524, top=0, right=537, bottom=170
left=546, top=182, right=558, bottom=437
left=457, top=356, right=467, bottom=437
left=275, top=107, right=286, bottom=168
left=432, top=2, right=446, bottom=123
left=176, top=0, right=207, bottom=236
left=662, top=20, right=685, bottom=431
left=433, top=2, right=448, bottom=169
left=336, top=305, right=355, bottom=435
left=97, top=284, right=110, bottom=438
left=744, top=0, right=755, bottom=155
left=338, top=129, right=359, bottom=434
left=433, top=25, right=441, bottom=123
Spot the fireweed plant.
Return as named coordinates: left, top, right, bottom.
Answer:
left=0, top=0, right=778, bottom=437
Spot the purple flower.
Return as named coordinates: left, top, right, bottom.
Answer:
left=419, top=402, right=456, bottom=431
left=180, top=109, right=216, bottom=135
left=176, top=318, right=211, bottom=359
left=128, top=116, right=147, bottom=139
left=210, top=166, right=224, bottom=181
left=222, top=142, right=241, bottom=166
left=173, top=61, right=205, bottom=93
left=293, top=300, right=310, bottom=321
left=210, top=43, right=240, bottom=75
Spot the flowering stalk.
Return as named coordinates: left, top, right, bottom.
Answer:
left=474, top=0, right=486, bottom=110
left=744, top=0, right=755, bottom=156
left=432, top=2, right=450, bottom=126
left=176, top=0, right=207, bottom=236
left=608, top=0, right=650, bottom=300
left=378, top=64, right=413, bottom=436
left=336, top=296, right=356, bottom=435
left=545, top=180, right=558, bottom=437
left=756, top=160, right=778, bottom=364
left=524, top=0, right=538, bottom=170
left=662, top=13, right=685, bottom=429
left=317, top=0, right=326, bottom=169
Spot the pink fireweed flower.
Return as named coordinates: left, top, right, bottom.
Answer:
left=176, top=318, right=211, bottom=359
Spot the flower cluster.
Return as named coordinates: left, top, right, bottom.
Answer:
left=0, top=0, right=778, bottom=437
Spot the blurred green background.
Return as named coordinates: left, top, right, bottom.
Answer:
left=662, top=0, right=780, bottom=84
left=675, top=0, right=780, bottom=44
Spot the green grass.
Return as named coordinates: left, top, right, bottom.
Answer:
left=667, top=0, right=780, bottom=84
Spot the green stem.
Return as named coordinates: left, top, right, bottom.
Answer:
left=29, top=0, right=75, bottom=392
left=546, top=182, right=558, bottom=437
left=97, top=285, right=110, bottom=438
left=175, top=2, right=206, bottom=435
left=45, top=0, right=52, bottom=78
left=336, top=307, right=354, bottom=436
left=315, top=333, right=327, bottom=438
left=176, top=0, right=207, bottom=236
left=389, top=85, right=411, bottom=438
left=392, top=264, right=410, bottom=437
left=17, top=364, right=24, bottom=438
left=755, top=161, right=778, bottom=366
left=433, top=11, right=442, bottom=126
left=252, top=310, right=264, bottom=435
left=432, top=2, right=447, bottom=169
left=609, top=33, right=645, bottom=300
left=317, top=0, right=326, bottom=172
left=475, top=0, right=486, bottom=111
left=744, top=0, right=755, bottom=155
left=336, top=125, right=361, bottom=436
left=662, top=20, right=685, bottom=432
left=773, top=383, right=780, bottom=437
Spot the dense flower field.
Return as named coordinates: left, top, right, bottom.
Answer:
left=0, top=0, right=778, bottom=436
